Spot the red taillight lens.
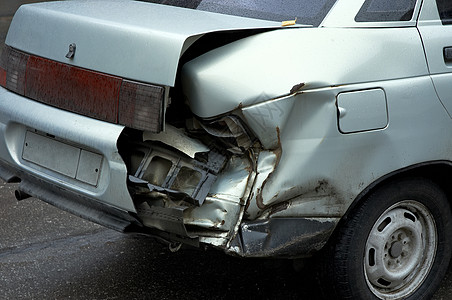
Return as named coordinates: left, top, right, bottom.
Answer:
left=0, top=68, right=5, bottom=87
left=0, top=46, right=165, bottom=133
left=0, top=46, right=8, bottom=87
left=26, top=55, right=122, bottom=123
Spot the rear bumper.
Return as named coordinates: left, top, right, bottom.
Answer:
left=229, top=217, right=339, bottom=258
left=0, top=87, right=136, bottom=213
left=0, top=161, right=139, bottom=232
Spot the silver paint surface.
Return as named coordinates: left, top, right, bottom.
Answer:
left=6, top=0, right=281, bottom=86
left=2, top=0, right=451, bottom=257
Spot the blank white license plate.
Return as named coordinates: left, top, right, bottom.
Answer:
left=22, top=131, right=102, bottom=186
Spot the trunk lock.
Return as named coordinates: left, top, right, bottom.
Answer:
left=65, top=43, right=76, bottom=59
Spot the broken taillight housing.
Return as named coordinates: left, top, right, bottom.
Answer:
left=0, top=45, right=166, bottom=133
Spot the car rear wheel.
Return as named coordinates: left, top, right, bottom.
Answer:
left=319, top=178, right=452, bottom=300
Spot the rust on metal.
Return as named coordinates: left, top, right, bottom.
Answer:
left=290, top=82, right=305, bottom=94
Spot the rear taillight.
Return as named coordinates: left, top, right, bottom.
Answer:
left=26, top=55, right=122, bottom=123
left=119, top=80, right=165, bottom=132
left=0, top=46, right=9, bottom=88
left=0, top=45, right=165, bottom=133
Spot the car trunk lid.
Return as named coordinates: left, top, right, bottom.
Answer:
left=5, top=0, right=281, bottom=87
left=1, top=0, right=281, bottom=132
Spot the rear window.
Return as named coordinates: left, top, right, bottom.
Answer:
left=436, top=0, right=452, bottom=25
left=142, top=0, right=337, bottom=27
left=355, top=0, right=416, bottom=22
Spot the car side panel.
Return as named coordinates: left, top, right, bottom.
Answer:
left=418, top=0, right=452, bottom=118
left=183, top=27, right=429, bottom=118
left=246, top=77, right=452, bottom=219
left=182, top=25, right=451, bottom=221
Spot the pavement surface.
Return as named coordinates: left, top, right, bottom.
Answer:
left=1, top=1, right=452, bottom=299
left=0, top=0, right=43, bottom=17
left=0, top=182, right=323, bottom=300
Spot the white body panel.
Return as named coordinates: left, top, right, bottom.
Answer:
left=183, top=27, right=428, bottom=118
left=1, top=0, right=451, bottom=262
left=0, top=87, right=134, bottom=212
left=7, top=0, right=280, bottom=86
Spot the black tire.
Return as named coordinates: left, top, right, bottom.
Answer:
left=318, top=178, right=452, bottom=300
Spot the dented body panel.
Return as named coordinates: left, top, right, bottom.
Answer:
left=182, top=27, right=428, bottom=118
left=245, top=77, right=449, bottom=220
left=230, top=217, right=339, bottom=258
left=0, top=0, right=451, bottom=260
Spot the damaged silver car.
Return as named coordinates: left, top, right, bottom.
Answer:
left=1, top=0, right=452, bottom=298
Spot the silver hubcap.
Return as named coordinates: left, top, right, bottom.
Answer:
left=364, top=200, right=437, bottom=299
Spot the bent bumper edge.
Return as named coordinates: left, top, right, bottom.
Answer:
left=228, top=217, right=339, bottom=258
left=0, top=160, right=140, bottom=232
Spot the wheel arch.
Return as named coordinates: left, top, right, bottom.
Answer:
left=336, top=160, right=452, bottom=237
left=317, top=161, right=452, bottom=299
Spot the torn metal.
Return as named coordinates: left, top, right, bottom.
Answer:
left=229, top=217, right=339, bottom=258
left=131, top=124, right=227, bottom=204
left=198, top=115, right=254, bottom=152
left=120, top=121, right=254, bottom=245
left=126, top=138, right=227, bottom=237
left=143, top=125, right=209, bottom=159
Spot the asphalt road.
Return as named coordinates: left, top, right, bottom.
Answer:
left=1, top=183, right=452, bottom=300
left=0, top=0, right=43, bottom=17
left=0, top=181, right=324, bottom=300
left=1, top=1, right=452, bottom=299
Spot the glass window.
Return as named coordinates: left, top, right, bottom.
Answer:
left=436, top=0, right=452, bottom=25
left=141, top=0, right=337, bottom=27
left=355, top=0, right=416, bottom=22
